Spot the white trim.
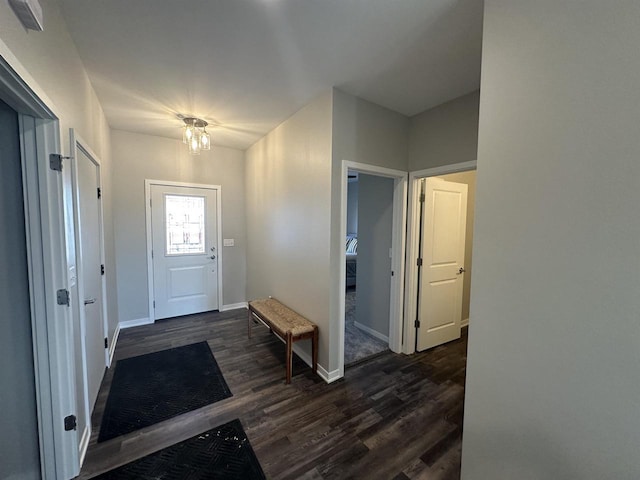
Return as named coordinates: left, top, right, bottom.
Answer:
left=78, top=425, right=90, bottom=467
left=69, top=130, right=109, bottom=448
left=4, top=49, right=78, bottom=478
left=338, top=160, right=408, bottom=380
left=145, top=179, right=224, bottom=322
left=220, top=302, right=248, bottom=312
left=119, top=317, right=154, bottom=329
left=354, top=321, right=390, bottom=343
left=410, top=160, right=478, bottom=179
left=461, top=318, right=469, bottom=328
left=0, top=38, right=59, bottom=118
left=293, top=345, right=341, bottom=384
left=108, top=323, right=120, bottom=364
left=404, top=160, right=477, bottom=354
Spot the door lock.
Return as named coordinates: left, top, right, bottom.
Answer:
left=210, top=255, right=216, bottom=260
left=457, top=267, right=465, bottom=275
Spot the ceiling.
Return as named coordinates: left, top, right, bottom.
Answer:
left=58, top=0, right=483, bottom=150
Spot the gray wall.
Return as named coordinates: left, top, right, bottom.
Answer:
left=330, top=88, right=409, bottom=370
left=409, top=90, right=479, bottom=171
left=346, top=180, right=358, bottom=235
left=245, top=91, right=333, bottom=370
left=462, top=1, right=640, bottom=478
left=112, top=130, right=247, bottom=322
left=355, top=174, right=394, bottom=338
left=0, top=100, right=40, bottom=479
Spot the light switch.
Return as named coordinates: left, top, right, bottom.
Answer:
left=223, top=238, right=235, bottom=247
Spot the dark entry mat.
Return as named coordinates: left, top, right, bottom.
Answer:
left=94, top=419, right=266, bottom=479
left=98, top=341, right=232, bottom=442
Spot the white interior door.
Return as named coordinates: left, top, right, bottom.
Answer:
left=417, top=177, right=468, bottom=351
left=73, top=139, right=107, bottom=415
left=151, top=185, right=219, bottom=320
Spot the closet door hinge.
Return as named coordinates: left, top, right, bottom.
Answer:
left=64, top=415, right=77, bottom=431
left=56, top=289, right=70, bottom=306
left=104, top=337, right=108, bottom=349
left=419, top=193, right=425, bottom=203
left=101, top=264, right=105, bottom=275
left=97, top=187, right=102, bottom=199
left=414, top=320, right=421, bottom=328
left=417, top=258, right=423, bottom=267
left=49, top=153, right=71, bottom=172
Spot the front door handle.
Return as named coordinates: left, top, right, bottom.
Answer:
left=84, top=298, right=96, bottom=305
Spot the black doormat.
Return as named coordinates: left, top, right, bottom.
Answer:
left=98, top=341, right=232, bottom=442
left=94, top=419, right=266, bottom=479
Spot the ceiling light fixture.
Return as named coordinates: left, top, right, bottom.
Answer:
left=182, top=117, right=211, bottom=155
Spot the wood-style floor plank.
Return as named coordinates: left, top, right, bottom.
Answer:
left=77, top=308, right=467, bottom=479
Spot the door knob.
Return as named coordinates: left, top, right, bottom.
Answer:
left=210, top=255, right=216, bottom=260
left=84, top=298, right=96, bottom=305
left=457, top=267, right=465, bottom=275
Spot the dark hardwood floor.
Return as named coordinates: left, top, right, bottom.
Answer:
left=78, top=308, right=467, bottom=480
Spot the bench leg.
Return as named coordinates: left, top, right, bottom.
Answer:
left=248, top=309, right=252, bottom=339
left=312, top=327, right=318, bottom=375
left=286, top=332, right=293, bottom=384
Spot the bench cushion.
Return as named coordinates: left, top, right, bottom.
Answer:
left=249, top=298, right=316, bottom=337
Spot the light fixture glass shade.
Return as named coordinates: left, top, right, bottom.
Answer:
left=200, top=129, right=211, bottom=150
left=183, top=124, right=194, bottom=144
left=182, top=117, right=210, bottom=155
left=189, top=132, right=201, bottom=155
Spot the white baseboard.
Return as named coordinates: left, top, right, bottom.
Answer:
left=108, top=323, right=120, bottom=366
left=220, top=302, right=248, bottom=312
left=119, top=317, right=154, bottom=329
left=292, top=344, right=342, bottom=384
left=78, top=424, right=90, bottom=466
left=461, top=318, right=469, bottom=328
left=354, top=321, right=389, bottom=343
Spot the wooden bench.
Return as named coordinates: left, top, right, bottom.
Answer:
left=248, top=298, right=318, bottom=384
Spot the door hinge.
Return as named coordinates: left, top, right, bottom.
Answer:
left=64, top=415, right=77, bottom=431
left=391, top=270, right=394, bottom=276
left=56, top=289, right=70, bottom=306
left=419, top=193, right=425, bottom=203
left=104, top=337, right=108, bottom=349
left=151, top=249, right=154, bottom=259
left=101, top=264, right=105, bottom=275
left=97, top=187, right=102, bottom=199
left=150, top=198, right=152, bottom=208
left=415, top=320, right=421, bottom=328
left=153, top=300, right=156, bottom=309
left=49, top=153, right=70, bottom=172
left=417, top=258, right=423, bottom=267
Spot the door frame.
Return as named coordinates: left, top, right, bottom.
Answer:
left=404, top=160, right=477, bottom=354
left=1, top=46, right=79, bottom=478
left=337, top=160, right=408, bottom=377
left=68, top=129, right=109, bottom=459
left=145, top=179, right=223, bottom=322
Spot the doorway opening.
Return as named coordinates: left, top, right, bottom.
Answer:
left=337, top=161, right=407, bottom=378
left=344, top=171, right=393, bottom=365
left=405, top=161, right=477, bottom=354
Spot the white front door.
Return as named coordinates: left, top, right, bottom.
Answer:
left=417, top=177, right=468, bottom=351
left=73, top=137, right=107, bottom=417
left=151, top=184, right=219, bottom=320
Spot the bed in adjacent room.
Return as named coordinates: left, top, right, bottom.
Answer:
left=346, top=235, right=357, bottom=287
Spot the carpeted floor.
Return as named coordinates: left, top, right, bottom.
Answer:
left=344, top=288, right=388, bottom=365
